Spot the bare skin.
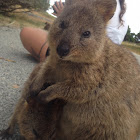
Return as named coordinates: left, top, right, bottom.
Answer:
left=52, top=0, right=64, bottom=16
left=20, top=0, right=64, bottom=62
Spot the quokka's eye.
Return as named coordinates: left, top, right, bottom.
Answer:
left=82, top=31, right=91, bottom=38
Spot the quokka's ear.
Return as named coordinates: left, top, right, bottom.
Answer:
left=96, top=0, right=117, bottom=22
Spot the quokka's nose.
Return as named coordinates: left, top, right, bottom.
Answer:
left=57, top=42, right=70, bottom=57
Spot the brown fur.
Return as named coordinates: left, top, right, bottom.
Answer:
left=1, top=0, right=140, bottom=139
left=17, top=99, right=64, bottom=140
left=0, top=63, right=65, bottom=140
left=26, top=0, right=140, bottom=139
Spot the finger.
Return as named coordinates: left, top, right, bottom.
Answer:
left=60, top=0, right=64, bottom=9
left=53, top=5, right=59, bottom=14
left=56, top=1, right=61, bottom=10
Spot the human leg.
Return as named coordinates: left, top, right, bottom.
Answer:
left=20, top=27, right=49, bottom=62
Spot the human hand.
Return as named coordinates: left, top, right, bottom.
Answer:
left=52, top=0, right=65, bottom=17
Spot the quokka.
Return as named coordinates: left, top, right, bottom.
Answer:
left=1, top=0, right=140, bottom=139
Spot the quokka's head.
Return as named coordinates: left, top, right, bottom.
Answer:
left=48, top=0, right=116, bottom=63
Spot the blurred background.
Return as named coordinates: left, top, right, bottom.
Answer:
left=0, top=0, right=140, bottom=53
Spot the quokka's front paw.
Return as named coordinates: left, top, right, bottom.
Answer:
left=26, top=82, right=52, bottom=104
left=37, top=86, right=58, bottom=103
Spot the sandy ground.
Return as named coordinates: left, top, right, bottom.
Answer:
left=0, top=26, right=140, bottom=139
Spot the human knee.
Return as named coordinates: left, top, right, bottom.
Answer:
left=20, top=27, right=31, bottom=40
